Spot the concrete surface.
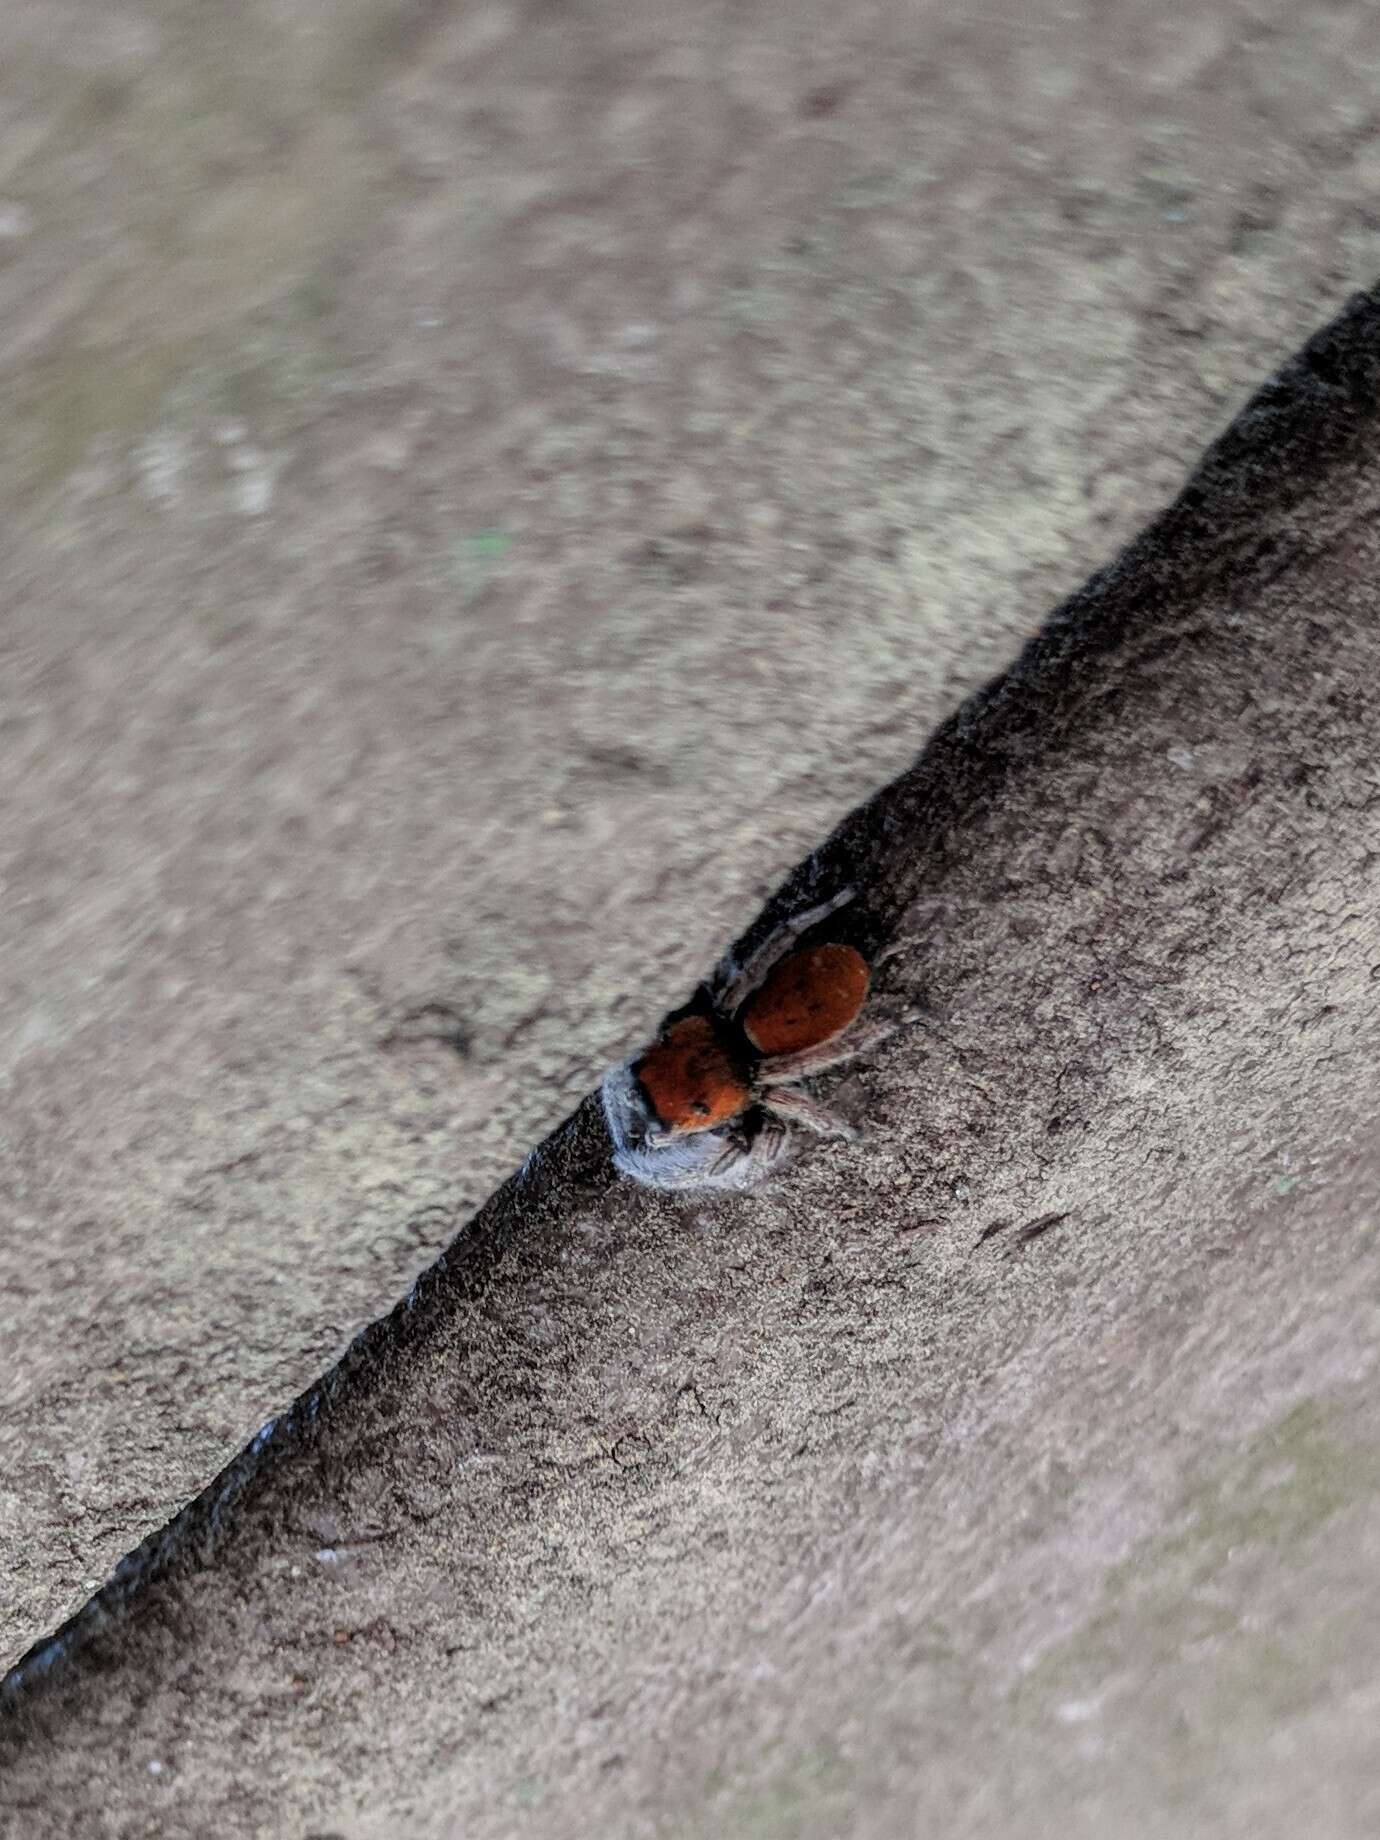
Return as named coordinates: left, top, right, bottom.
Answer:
left=5, top=0, right=1380, bottom=1830
left=7, top=0, right=1380, bottom=1681
left=6, top=278, right=1380, bottom=1836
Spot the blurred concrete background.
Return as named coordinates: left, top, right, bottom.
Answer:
left=3, top=0, right=1380, bottom=1671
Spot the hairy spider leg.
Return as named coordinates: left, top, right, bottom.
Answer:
left=759, top=1084, right=857, bottom=1140
left=754, top=1014, right=905, bottom=1085
left=703, top=1112, right=795, bottom=1186
left=716, top=886, right=858, bottom=1015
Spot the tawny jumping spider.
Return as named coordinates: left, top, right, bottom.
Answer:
left=601, top=889, right=906, bottom=1191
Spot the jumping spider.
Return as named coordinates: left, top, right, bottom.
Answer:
left=602, top=888, right=907, bottom=1191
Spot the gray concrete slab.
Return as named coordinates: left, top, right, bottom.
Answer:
left=7, top=0, right=1380, bottom=1673
left=6, top=2, right=1380, bottom=1828
left=5, top=274, right=1380, bottom=1838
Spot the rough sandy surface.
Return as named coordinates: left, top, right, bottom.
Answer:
left=6, top=279, right=1380, bottom=1835
left=8, top=0, right=1380, bottom=1682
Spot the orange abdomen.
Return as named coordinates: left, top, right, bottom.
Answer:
left=742, top=942, right=869, bottom=1056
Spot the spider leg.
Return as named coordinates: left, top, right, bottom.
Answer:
left=699, top=1112, right=796, bottom=1188
left=755, top=1011, right=917, bottom=1084
left=716, top=886, right=857, bottom=1014
left=871, top=934, right=919, bottom=968
left=760, top=1083, right=857, bottom=1140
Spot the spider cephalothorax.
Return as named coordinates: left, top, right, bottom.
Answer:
left=602, top=889, right=903, bottom=1191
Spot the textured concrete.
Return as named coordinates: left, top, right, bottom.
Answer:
left=7, top=0, right=1380, bottom=1679
left=6, top=282, right=1380, bottom=1837
left=6, top=1, right=1380, bottom=1831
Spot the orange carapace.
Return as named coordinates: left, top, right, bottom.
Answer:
left=635, top=1014, right=751, bottom=1134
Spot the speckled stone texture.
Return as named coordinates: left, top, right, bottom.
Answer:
left=9, top=0, right=1380, bottom=1832
left=7, top=273, right=1380, bottom=1833
left=8, top=0, right=1380, bottom=1687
